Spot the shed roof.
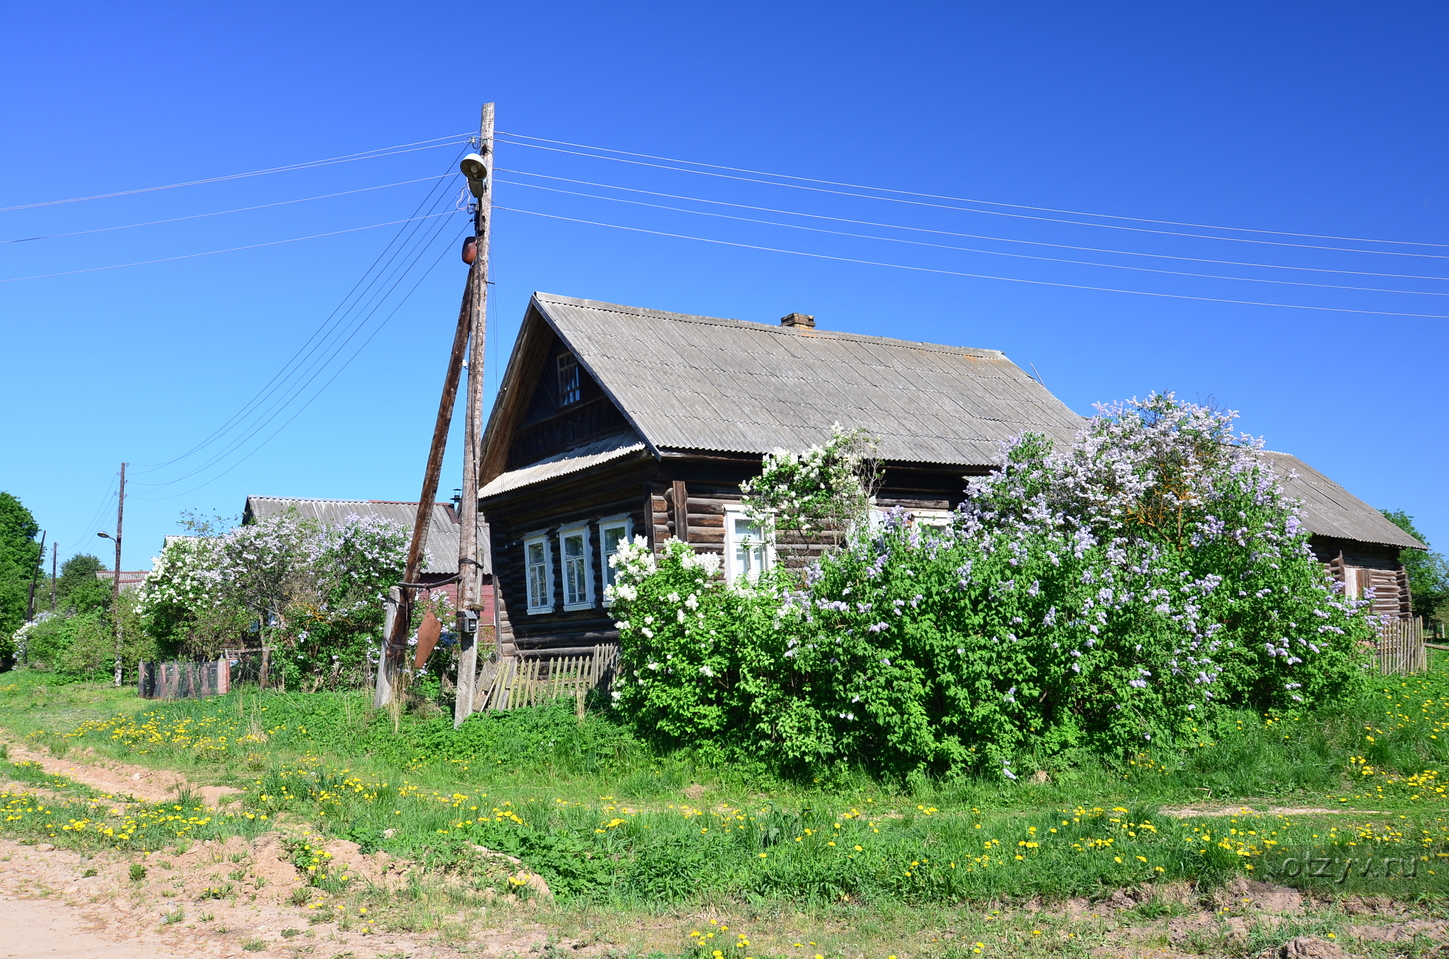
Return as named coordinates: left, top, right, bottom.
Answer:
left=525, top=293, right=1084, bottom=467
left=243, top=496, right=485, bottom=575
left=1264, top=452, right=1424, bottom=551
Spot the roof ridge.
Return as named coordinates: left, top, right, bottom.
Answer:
left=532, top=292, right=1006, bottom=358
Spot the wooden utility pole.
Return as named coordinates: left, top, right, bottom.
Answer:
left=49, top=542, right=57, bottom=611
left=455, top=102, right=494, bottom=727
left=374, top=107, right=495, bottom=709
left=25, top=531, right=45, bottom=622
left=110, top=463, right=126, bottom=687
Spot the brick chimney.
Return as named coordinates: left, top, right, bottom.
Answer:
left=779, top=312, right=815, bottom=329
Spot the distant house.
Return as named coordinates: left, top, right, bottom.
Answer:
left=476, top=294, right=1425, bottom=659
left=1265, top=452, right=1424, bottom=619
left=242, top=496, right=493, bottom=619
left=94, top=569, right=150, bottom=592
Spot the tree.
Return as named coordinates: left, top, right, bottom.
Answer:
left=56, top=554, right=111, bottom=615
left=1379, top=510, right=1449, bottom=624
left=0, top=492, right=41, bottom=667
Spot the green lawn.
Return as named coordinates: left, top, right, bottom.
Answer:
left=1, top=656, right=1446, bottom=957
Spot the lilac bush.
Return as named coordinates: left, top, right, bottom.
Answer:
left=138, top=511, right=408, bottom=688
left=610, top=394, right=1375, bottom=777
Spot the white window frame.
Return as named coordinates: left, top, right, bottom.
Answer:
left=598, top=514, right=633, bottom=605
left=723, top=505, right=774, bottom=583
left=523, top=533, right=554, bottom=615
left=557, top=524, right=594, bottom=611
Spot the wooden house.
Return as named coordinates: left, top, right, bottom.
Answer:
left=478, top=295, right=1427, bottom=659
left=477, top=294, right=1084, bottom=658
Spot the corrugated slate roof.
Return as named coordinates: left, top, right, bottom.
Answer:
left=533, top=294, right=1085, bottom=466
left=1264, top=452, right=1424, bottom=550
left=243, top=497, right=487, bottom=575
left=479, top=434, right=647, bottom=499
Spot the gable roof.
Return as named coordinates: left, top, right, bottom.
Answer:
left=1263, top=452, right=1424, bottom=551
left=483, top=293, right=1085, bottom=475
left=243, top=496, right=485, bottom=575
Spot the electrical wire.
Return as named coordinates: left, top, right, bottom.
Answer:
left=131, top=196, right=462, bottom=491
left=494, top=136, right=1449, bottom=261
left=135, top=225, right=467, bottom=503
left=497, top=168, right=1449, bottom=284
left=497, top=131, right=1449, bottom=251
left=129, top=154, right=467, bottom=476
left=494, top=205, right=1449, bottom=320
left=0, top=213, right=454, bottom=284
left=0, top=175, right=454, bottom=245
left=73, top=473, right=120, bottom=546
left=0, top=134, right=468, bottom=213
left=497, top=177, right=1449, bottom=299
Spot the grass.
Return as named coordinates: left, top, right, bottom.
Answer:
left=0, top=655, right=1446, bottom=956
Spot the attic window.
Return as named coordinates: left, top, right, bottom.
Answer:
left=557, top=353, right=581, bottom=406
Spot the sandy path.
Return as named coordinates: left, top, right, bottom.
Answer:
left=0, top=895, right=197, bottom=959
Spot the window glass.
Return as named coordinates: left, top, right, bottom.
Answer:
left=727, top=512, right=769, bottom=582
left=526, top=539, right=549, bottom=611
left=601, top=521, right=629, bottom=591
left=561, top=530, right=589, bottom=607
left=557, top=354, right=581, bottom=406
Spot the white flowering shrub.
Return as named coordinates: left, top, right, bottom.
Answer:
left=609, top=394, right=1375, bottom=779
left=740, top=424, right=878, bottom=545
left=137, top=512, right=408, bottom=688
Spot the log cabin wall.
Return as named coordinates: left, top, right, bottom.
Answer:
left=1309, top=536, right=1413, bottom=620
left=484, top=452, right=982, bottom=653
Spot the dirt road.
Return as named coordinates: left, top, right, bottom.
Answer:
left=1, top=895, right=196, bottom=959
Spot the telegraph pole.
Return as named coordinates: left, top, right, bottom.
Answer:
left=374, top=109, right=494, bottom=710
left=25, top=531, right=45, bottom=622
left=100, top=464, right=126, bottom=686
left=49, top=542, right=57, bottom=611
left=455, top=102, right=494, bottom=726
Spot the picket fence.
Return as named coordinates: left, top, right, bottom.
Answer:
left=470, top=645, right=620, bottom=717
left=1377, top=617, right=1428, bottom=675
left=137, top=659, right=231, bottom=700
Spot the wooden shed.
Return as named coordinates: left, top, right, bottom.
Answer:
left=476, top=293, right=1083, bottom=658
left=1263, top=452, right=1425, bottom=619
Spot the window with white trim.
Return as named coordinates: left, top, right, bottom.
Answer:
left=598, top=515, right=632, bottom=602
left=723, top=505, right=773, bottom=583
left=524, top=534, right=553, bottom=614
left=558, top=525, right=593, bottom=610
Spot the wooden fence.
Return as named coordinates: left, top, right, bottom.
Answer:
left=1377, top=617, right=1428, bottom=675
left=138, top=659, right=231, bottom=700
left=470, top=645, right=620, bottom=717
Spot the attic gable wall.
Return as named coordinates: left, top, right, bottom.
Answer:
left=499, top=324, right=633, bottom=473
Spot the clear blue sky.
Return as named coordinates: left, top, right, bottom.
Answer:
left=2, top=1, right=1445, bottom=571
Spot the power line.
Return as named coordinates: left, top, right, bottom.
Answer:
left=497, top=177, right=1449, bottom=299
left=497, top=131, right=1449, bottom=251
left=132, top=192, right=463, bottom=491
left=0, top=212, right=454, bottom=284
left=0, top=174, right=453, bottom=245
left=136, top=225, right=466, bottom=503
left=0, top=134, right=468, bottom=213
left=498, top=168, right=1449, bottom=284
left=494, top=136, right=1449, bottom=261
left=130, top=156, right=466, bottom=476
left=494, top=205, right=1449, bottom=320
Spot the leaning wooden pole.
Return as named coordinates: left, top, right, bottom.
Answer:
left=455, top=102, right=494, bottom=726
left=374, top=262, right=478, bottom=708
